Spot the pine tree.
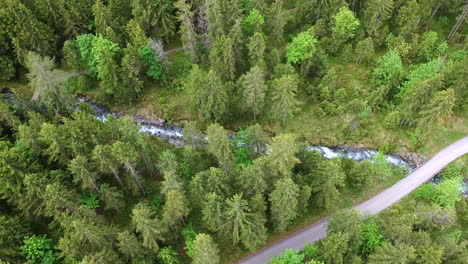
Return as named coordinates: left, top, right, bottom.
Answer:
left=202, top=192, right=224, bottom=231
left=26, top=52, right=72, bottom=111
left=120, top=44, right=144, bottom=103
left=209, top=35, right=236, bottom=81
left=417, top=89, right=456, bottom=132
left=3, top=0, right=57, bottom=65
left=92, top=0, right=113, bottom=37
left=69, top=155, right=99, bottom=191
left=99, top=183, right=124, bottom=210
left=355, top=38, right=375, bottom=64
left=220, top=194, right=254, bottom=245
left=240, top=66, right=266, bottom=120
left=175, top=0, right=198, bottom=61
left=268, top=0, right=286, bottom=47
left=368, top=243, right=416, bottom=264
left=262, top=133, right=300, bottom=180
left=111, top=141, right=146, bottom=195
left=117, top=231, right=145, bottom=259
left=207, top=0, right=226, bottom=39
left=191, top=167, right=231, bottom=204
left=318, top=232, right=350, bottom=264
left=269, top=177, right=300, bottom=231
left=312, top=159, right=346, bottom=208
left=92, top=145, right=124, bottom=187
left=162, top=190, right=189, bottom=231
left=131, top=203, right=164, bottom=251
left=206, top=123, right=234, bottom=172
left=270, top=74, right=302, bottom=126
left=362, top=0, right=394, bottom=37
left=192, top=234, right=220, bottom=264
left=247, top=32, right=266, bottom=67
left=96, top=44, right=120, bottom=95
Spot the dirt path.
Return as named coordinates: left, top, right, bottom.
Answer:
left=237, top=136, right=468, bottom=264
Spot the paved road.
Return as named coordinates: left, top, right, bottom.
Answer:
left=237, top=137, right=468, bottom=264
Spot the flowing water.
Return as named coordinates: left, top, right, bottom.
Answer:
left=3, top=90, right=467, bottom=195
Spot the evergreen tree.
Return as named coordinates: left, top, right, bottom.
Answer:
left=202, top=192, right=224, bottom=232
left=312, top=160, right=346, bottom=208
left=318, top=232, right=350, bottom=264
left=69, top=155, right=99, bottom=191
left=397, top=0, right=422, bottom=39
left=158, top=150, right=184, bottom=194
left=355, top=38, right=375, bottom=64
left=175, top=0, right=198, bottom=61
left=363, top=0, right=394, bottom=37
left=192, top=234, right=220, bottom=264
left=131, top=203, right=164, bottom=251
left=207, top=0, right=226, bottom=39
left=210, top=35, right=236, bottom=81
left=162, top=190, right=190, bottom=231
left=191, top=167, right=231, bottom=205
left=111, top=141, right=145, bottom=195
left=26, top=52, right=72, bottom=111
left=240, top=66, right=266, bottom=120
left=99, top=183, right=124, bottom=210
left=92, top=0, right=114, bottom=38
left=328, top=210, right=364, bottom=251
left=120, top=44, right=144, bottom=103
left=262, top=133, right=300, bottom=180
left=96, top=44, right=120, bottom=95
left=206, top=123, right=235, bottom=172
left=417, top=89, right=456, bottom=132
left=247, top=32, right=266, bottom=67
left=268, top=0, right=287, bottom=47
left=269, top=177, right=300, bottom=231
left=92, top=144, right=124, bottom=187
left=270, top=74, right=302, bottom=126
left=368, top=243, right=416, bottom=264
left=220, top=194, right=254, bottom=245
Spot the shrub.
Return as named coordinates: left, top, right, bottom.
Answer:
left=82, top=193, right=100, bottom=209
left=21, top=235, right=58, bottom=264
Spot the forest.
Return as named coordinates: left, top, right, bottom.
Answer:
left=0, top=0, right=467, bottom=263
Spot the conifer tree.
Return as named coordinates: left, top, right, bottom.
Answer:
left=270, top=74, right=302, bottom=126
left=210, top=36, right=236, bottom=81
left=96, top=44, right=120, bottom=95
left=269, top=177, right=300, bottom=231
left=175, top=0, right=198, bottom=61
left=69, top=155, right=99, bottom=191
left=202, top=192, right=224, bottom=231
left=221, top=194, right=254, bottom=245
left=368, top=243, right=416, bottom=264
left=92, top=0, right=113, bottom=37
left=162, top=190, right=190, bottom=231
left=240, top=66, right=266, bottom=120
left=92, top=145, right=124, bottom=187
left=312, top=160, right=346, bottom=208
left=263, top=133, right=300, bottom=180
left=117, top=231, right=145, bottom=259
left=417, top=89, right=456, bottom=131
left=120, top=44, right=143, bottom=103
left=192, top=234, right=220, bottom=264
left=206, top=123, right=234, bottom=172
left=99, top=183, right=124, bottom=210
left=207, top=0, right=226, bottom=39
left=363, top=0, right=394, bottom=37
left=131, top=203, right=164, bottom=251
left=268, top=0, right=286, bottom=47
left=26, top=52, right=71, bottom=111
left=247, top=32, right=266, bottom=67
left=111, top=141, right=146, bottom=195
left=191, top=167, right=231, bottom=204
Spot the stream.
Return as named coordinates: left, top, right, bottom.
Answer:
left=2, top=90, right=467, bottom=196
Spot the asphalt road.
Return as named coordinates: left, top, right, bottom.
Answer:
left=237, top=137, right=468, bottom=264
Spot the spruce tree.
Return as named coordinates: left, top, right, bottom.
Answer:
left=209, top=36, right=236, bottom=81
left=206, top=123, right=234, bottom=172
left=268, top=0, right=286, bottom=47
left=417, top=88, right=456, bottom=131
left=270, top=74, right=302, bottom=126
left=247, top=32, right=266, bottom=67
left=175, top=0, right=198, bottom=61
left=240, top=66, right=266, bottom=120
left=131, top=203, right=164, bottom=251
left=269, top=177, right=300, bottom=231
left=192, top=234, right=220, bottom=264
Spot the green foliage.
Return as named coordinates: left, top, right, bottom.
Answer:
left=286, top=31, right=318, bottom=64
left=414, top=183, right=436, bottom=202
left=0, top=55, right=15, bottom=80
left=182, top=224, right=198, bottom=258
left=419, top=31, right=447, bottom=61
left=82, top=192, right=101, bottom=209
left=158, top=247, right=180, bottom=264
left=433, top=177, right=462, bottom=208
left=303, top=243, right=319, bottom=260
left=75, top=34, right=120, bottom=74
left=360, top=220, right=384, bottom=255
left=331, top=6, right=360, bottom=43
left=21, top=235, right=58, bottom=264
left=244, top=9, right=265, bottom=34
left=373, top=50, right=403, bottom=86
left=440, top=164, right=463, bottom=180
left=269, top=249, right=304, bottom=264
left=151, top=194, right=164, bottom=214
left=139, top=46, right=163, bottom=80
left=192, top=233, right=220, bottom=264
left=397, top=59, right=443, bottom=102
left=269, top=177, right=300, bottom=231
